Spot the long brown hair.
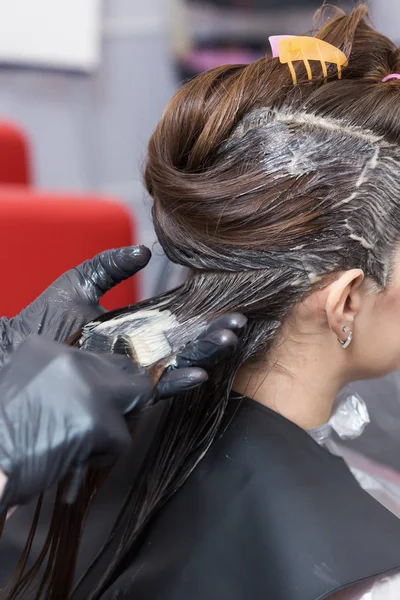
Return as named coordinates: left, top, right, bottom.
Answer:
left=4, top=4, right=400, bottom=598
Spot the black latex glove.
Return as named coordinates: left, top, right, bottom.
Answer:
left=0, top=313, right=246, bottom=514
left=157, top=313, right=247, bottom=397
left=0, top=246, right=151, bottom=367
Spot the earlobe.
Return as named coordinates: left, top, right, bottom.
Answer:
left=325, top=269, right=364, bottom=340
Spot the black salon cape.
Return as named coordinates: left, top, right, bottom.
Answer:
left=2, top=397, right=400, bottom=599
left=100, top=396, right=400, bottom=600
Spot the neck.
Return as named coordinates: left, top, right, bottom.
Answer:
left=234, top=336, right=346, bottom=430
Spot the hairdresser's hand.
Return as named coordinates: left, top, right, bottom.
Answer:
left=0, top=314, right=247, bottom=512
left=0, top=335, right=153, bottom=515
left=0, top=246, right=151, bottom=367
left=157, top=313, right=248, bottom=398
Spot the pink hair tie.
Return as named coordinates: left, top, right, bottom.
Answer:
left=382, top=74, right=400, bottom=82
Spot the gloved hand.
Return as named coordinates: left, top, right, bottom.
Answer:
left=0, top=246, right=151, bottom=367
left=0, top=313, right=246, bottom=514
left=157, top=313, right=247, bottom=397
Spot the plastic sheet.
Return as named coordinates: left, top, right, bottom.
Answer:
left=327, top=569, right=400, bottom=599
left=309, top=389, right=400, bottom=599
left=330, top=391, right=370, bottom=440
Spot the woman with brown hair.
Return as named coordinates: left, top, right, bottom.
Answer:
left=4, top=3, right=400, bottom=599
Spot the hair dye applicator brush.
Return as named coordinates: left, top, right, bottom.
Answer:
left=79, top=308, right=207, bottom=385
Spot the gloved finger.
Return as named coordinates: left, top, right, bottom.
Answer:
left=110, top=367, right=154, bottom=416
left=79, top=351, right=155, bottom=416
left=83, top=422, right=133, bottom=470
left=157, top=367, right=208, bottom=399
left=78, top=246, right=151, bottom=302
left=86, top=428, right=133, bottom=469
left=201, top=313, right=247, bottom=336
left=175, top=329, right=239, bottom=370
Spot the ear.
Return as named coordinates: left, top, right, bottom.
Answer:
left=325, top=269, right=364, bottom=341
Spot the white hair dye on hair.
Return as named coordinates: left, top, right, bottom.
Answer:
left=80, top=308, right=207, bottom=367
left=224, top=107, right=400, bottom=288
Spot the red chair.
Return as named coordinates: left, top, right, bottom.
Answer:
left=0, top=188, right=138, bottom=317
left=0, top=121, right=31, bottom=185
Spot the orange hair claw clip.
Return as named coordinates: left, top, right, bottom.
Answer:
left=269, top=35, right=348, bottom=85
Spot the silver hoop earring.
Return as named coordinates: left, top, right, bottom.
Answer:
left=338, top=326, right=352, bottom=349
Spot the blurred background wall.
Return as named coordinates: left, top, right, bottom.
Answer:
left=0, top=0, right=177, bottom=296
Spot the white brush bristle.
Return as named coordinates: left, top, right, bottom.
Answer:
left=80, top=309, right=179, bottom=367
left=129, top=330, right=172, bottom=366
